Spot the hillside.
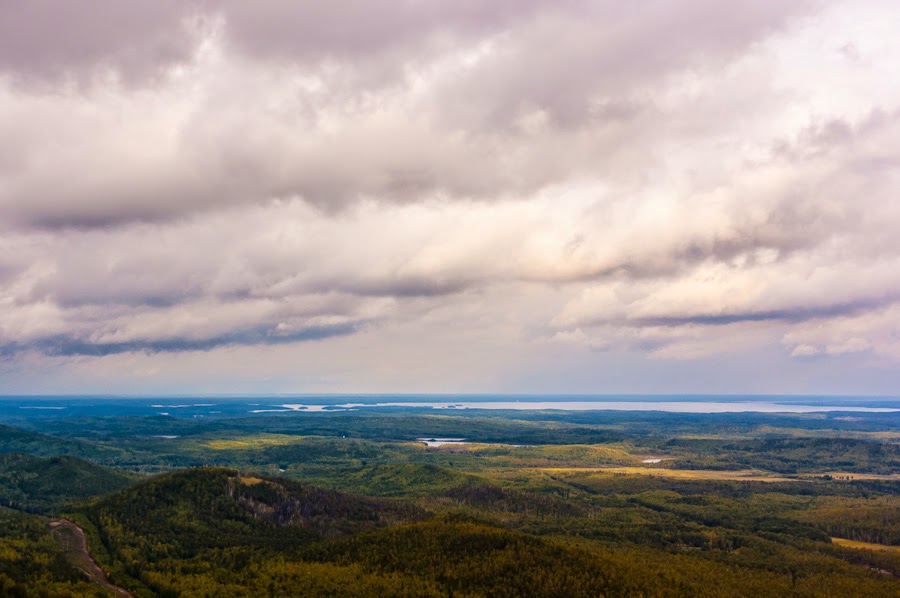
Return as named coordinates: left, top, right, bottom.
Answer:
left=74, top=467, right=900, bottom=597
left=0, top=415, right=896, bottom=596
left=82, top=468, right=425, bottom=556
left=0, top=507, right=107, bottom=596
left=0, top=453, right=137, bottom=514
left=333, top=463, right=483, bottom=497
left=0, top=423, right=130, bottom=465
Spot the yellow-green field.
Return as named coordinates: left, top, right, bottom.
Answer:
left=202, top=434, right=304, bottom=450
left=831, top=538, right=900, bottom=552
left=238, top=476, right=264, bottom=486
left=538, top=466, right=795, bottom=482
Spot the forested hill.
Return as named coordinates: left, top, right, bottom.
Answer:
left=0, top=453, right=137, bottom=513
left=74, top=468, right=705, bottom=596
left=81, top=468, right=427, bottom=555
left=0, top=423, right=128, bottom=464
left=72, top=467, right=900, bottom=597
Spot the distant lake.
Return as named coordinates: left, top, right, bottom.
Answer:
left=0, top=395, right=897, bottom=419
left=266, top=400, right=900, bottom=414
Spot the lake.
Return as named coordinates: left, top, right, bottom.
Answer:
left=0, top=394, right=897, bottom=420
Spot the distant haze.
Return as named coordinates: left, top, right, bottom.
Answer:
left=1, top=1, right=899, bottom=395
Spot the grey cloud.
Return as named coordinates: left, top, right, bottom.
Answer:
left=433, top=0, right=814, bottom=129
left=0, top=0, right=199, bottom=84
left=0, top=322, right=358, bottom=358
left=544, top=230, right=803, bottom=285
left=0, top=0, right=557, bottom=86
left=0, top=1, right=818, bottom=230
left=18, top=208, right=477, bottom=310
left=773, top=108, right=900, bottom=161
left=218, top=0, right=556, bottom=65
left=332, top=278, right=471, bottom=299
left=628, top=296, right=900, bottom=328
left=3, top=0, right=900, bottom=388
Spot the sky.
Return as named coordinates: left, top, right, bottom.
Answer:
left=1, top=0, right=899, bottom=396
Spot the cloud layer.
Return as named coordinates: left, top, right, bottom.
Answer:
left=1, top=0, right=899, bottom=393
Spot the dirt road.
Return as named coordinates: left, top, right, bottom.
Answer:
left=49, top=519, right=133, bottom=598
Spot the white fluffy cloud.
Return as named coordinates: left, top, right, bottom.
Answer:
left=1, top=0, right=899, bottom=393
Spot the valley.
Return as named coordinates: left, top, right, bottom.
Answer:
left=0, top=399, right=896, bottom=596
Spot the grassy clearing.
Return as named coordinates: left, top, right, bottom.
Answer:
left=538, top=466, right=794, bottom=482
left=201, top=434, right=304, bottom=450
left=831, top=537, right=900, bottom=552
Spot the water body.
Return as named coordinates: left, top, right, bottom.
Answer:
left=417, top=438, right=467, bottom=447
left=0, top=395, right=897, bottom=420
left=330, top=400, right=900, bottom=413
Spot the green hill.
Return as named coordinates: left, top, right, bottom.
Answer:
left=80, top=469, right=642, bottom=596
left=444, top=483, right=583, bottom=517
left=72, top=467, right=900, bottom=597
left=0, top=453, right=137, bottom=513
left=0, top=423, right=129, bottom=464
left=0, top=507, right=107, bottom=596
left=308, top=515, right=637, bottom=596
left=336, top=463, right=482, bottom=497
left=82, top=468, right=425, bottom=557
left=77, top=467, right=433, bottom=594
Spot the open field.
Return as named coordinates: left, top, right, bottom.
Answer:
left=832, top=538, right=900, bottom=552
left=538, top=466, right=796, bottom=482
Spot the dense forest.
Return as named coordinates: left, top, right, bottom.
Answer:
left=0, top=406, right=897, bottom=596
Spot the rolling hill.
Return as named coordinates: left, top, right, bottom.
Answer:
left=0, top=452, right=138, bottom=513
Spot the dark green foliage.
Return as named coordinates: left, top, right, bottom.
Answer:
left=445, top=484, right=583, bottom=517
left=0, top=453, right=137, bottom=513
left=233, top=473, right=428, bottom=532
left=0, top=508, right=105, bottom=597
left=0, top=407, right=898, bottom=596
left=666, top=437, right=900, bottom=474
left=83, top=468, right=425, bottom=560
left=309, top=516, right=630, bottom=597
left=336, top=463, right=482, bottom=497
left=792, top=496, right=900, bottom=545
left=15, top=413, right=627, bottom=445
left=70, top=466, right=900, bottom=597
left=0, top=425, right=128, bottom=464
